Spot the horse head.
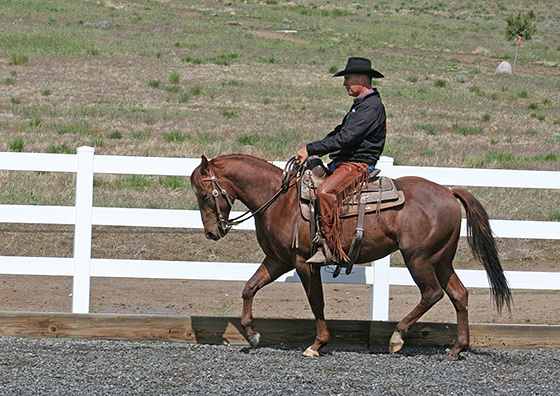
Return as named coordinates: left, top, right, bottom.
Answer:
left=191, top=155, right=236, bottom=240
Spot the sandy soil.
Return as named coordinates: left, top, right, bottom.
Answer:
left=1, top=274, right=559, bottom=326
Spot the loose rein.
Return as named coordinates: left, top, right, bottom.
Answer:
left=204, top=157, right=303, bottom=236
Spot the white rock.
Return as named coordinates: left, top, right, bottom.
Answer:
left=495, top=61, right=512, bottom=75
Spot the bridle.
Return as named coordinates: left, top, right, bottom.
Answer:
left=199, top=157, right=302, bottom=237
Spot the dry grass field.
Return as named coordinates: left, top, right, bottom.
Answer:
left=0, top=0, right=559, bottom=321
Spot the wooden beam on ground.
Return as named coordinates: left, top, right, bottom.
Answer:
left=0, top=312, right=558, bottom=350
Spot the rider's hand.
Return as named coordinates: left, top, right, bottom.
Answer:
left=295, top=146, right=309, bottom=165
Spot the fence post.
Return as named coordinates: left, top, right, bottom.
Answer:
left=72, top=146, right=95, bottom=314
left=369, top=156, right=394, bottom=321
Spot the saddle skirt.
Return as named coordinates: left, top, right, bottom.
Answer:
left=299, top=165, right=405, bottom=221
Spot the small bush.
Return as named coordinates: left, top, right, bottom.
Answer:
left=42, top=89, right=51, bottom=96
left=8, top=137, right=25, bottom=152
left=190, top=86, right=201, bottom=95
left=527, top=103, right=539, bottom=110
left=516, top=90, right=529, bottom=98
left=169, top=71, right=180, bottom=84
left=407, top=75, right=419, bottom=83
left=456, top=75, right=467, bottom=83
left=505, top=10, right=537, bottom=40
left=148, top=80, right=161, bottom=88
left=164, top=131, right=186, bottom=143
left=482, top=113, right=491, bottom=122
left=10, top=97, right=21, bottom=105
left=434, top=79, right=447, bottom=88
left=4, top=78, right=16, bottom=85
left=328, top=66, right=338, bottom=74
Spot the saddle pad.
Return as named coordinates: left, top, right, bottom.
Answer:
left=299, top=177, right=405, bottom=221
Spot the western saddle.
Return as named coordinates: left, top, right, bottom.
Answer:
left=297, top=156, right=405, bottom=277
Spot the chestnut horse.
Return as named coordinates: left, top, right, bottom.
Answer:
left=191, top=154, right=511, bottom=358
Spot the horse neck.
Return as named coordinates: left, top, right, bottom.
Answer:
left=213, top=155, right=287, bottom=212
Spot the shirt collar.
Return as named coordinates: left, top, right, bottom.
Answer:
left=354, top=88, right=376, bottom=103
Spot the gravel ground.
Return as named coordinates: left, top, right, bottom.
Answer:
left=1, top=338, right=559, bottom=395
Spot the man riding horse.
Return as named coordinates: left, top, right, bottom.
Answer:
left=295, top=57, right=387, bottom=266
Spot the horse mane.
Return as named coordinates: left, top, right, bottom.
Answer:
left=210, top=154, right=281, bottom=173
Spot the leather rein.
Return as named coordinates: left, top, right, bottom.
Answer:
left=200, top=157, right=302, bottom=237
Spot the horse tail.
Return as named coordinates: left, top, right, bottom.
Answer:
left=452, top=188, right=512, bottom=313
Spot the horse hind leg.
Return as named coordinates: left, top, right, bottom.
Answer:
left=390, top=259, right=445, bottom=354
left=436, top=265, right=469, bottom=359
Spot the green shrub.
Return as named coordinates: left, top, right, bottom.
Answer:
left=407, top=75, right=419, bottom=83
left=148, top=80, right=161, bottom=88
left=434, top=79, right=446, bottom=88
left=527, top=103, right=539, bottom=110
left=505, top=10, right=537, bottom=40
left=42, top=89, right=51, bottom=96
left=190, top=86, right=201, bottom=95
left=178, top=93, right=190, bottom=103
left=482, top=113, right=491, bottom=122
left=8, top=137, right=25, bottom=152
left=516, top=90, right=529, bottom=98
left=456, top=75, right=467, bottom=83
left=328, top=66, right=338, bottom=74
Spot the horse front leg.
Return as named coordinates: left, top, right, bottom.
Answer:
left=295, top=255, right=330, bottom=357
left=241, top=257, right=290, bottom=348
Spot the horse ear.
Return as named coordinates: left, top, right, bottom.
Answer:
left=200, top=155, right=210, bottom=175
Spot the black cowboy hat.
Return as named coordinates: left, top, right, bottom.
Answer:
left=333, top=57, right=384, bottom=79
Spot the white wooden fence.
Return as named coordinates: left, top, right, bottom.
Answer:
left=1, top=147, right=559, bottom=319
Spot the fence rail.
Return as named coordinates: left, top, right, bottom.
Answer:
left=1, top=148, right=559, bottom=318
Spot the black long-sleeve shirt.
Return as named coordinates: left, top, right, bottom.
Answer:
left=306, top=89, right=386, bottom=166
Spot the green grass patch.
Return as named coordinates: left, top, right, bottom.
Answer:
left=454, top=125, right=483, bottom=135
left=159, top=176, right=189, bottom=189
left=164, top=131, right=187, bottom=143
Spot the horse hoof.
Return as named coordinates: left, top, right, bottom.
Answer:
left=248, top=332, right=260, bottom=348
left=303, top=347, right=319, bottom=358
left=389, top=331, right=404, bottom=354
